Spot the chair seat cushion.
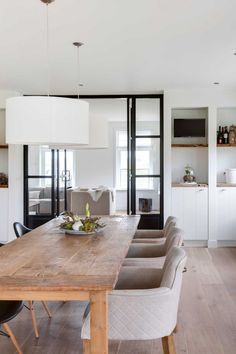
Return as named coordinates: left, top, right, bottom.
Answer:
left=132, top=238, right=165, bottom=244
left=0, top=301, right=24, bottom=324
left=123, top=256, right=165, bottom=268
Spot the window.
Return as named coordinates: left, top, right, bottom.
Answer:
left=116, top=130, right=154, bottom=189
left=40, top=149, right=74, bottom=187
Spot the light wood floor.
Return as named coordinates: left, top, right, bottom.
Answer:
left=1, top=247, right=236, bottom=354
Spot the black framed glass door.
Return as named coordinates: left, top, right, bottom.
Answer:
left=23, top=94, right=163, bottom=230
left=128, top=96, right=163, bottom=229
left=24, top=145, right=70, bottom=229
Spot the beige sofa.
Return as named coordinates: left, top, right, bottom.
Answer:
left=67, top=188, right=116, bottom=215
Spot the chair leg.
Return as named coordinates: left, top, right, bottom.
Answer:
left=2, top=323, right=23, bottom=354
left=162, top=334, right=176, bottom=354
left=41, top=301, right=52, bottom=318
left=28, top=301, right=39, bottom=338
left=83, top=339, right=91, bottom=354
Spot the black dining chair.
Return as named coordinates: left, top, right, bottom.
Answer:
left=13, top=222, right=32, bottom=238
left=0, top=300, right=24, bottom=354
left=13, top=222, right=52, bottom=338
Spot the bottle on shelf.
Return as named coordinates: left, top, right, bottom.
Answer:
left=229, top=126, right=236, bottom=145
left=217, top=126, right=223, bottom=144
left=223, top=126, right=229, bottom=144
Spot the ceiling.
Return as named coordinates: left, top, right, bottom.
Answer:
left=1, top=0, right=236, bottom=95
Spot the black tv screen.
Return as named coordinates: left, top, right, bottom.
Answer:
left=174, top=119, right=205, bottom=137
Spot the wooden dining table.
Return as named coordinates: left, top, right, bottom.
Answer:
left=0, top=215, right=140, bottom=354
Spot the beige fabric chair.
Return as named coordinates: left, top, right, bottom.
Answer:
left=81, top=246, right=187, bottom=354
left=123, top=227, right=184, bottom=268
left=133, top=219, right=176, bottom=244
left=133, top=216, right=177, bottom=243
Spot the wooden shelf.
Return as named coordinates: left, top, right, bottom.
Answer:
left=172, top=144, right=208, bottom=148
left=0, top=144, right=8, bottom=149
left=217, top=144, right=236, bottom=147
left=0, top=185, right=8, bottom=188
left=171, top=144, right=236, bottom=148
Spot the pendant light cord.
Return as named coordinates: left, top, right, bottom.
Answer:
left=76, top=45, right=80, bottom=99
left=73, top=42, right=83, bottom=99
left=46, top=2, right=50, bottom=96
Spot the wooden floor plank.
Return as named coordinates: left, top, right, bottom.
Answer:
left=0, top=248, right=236, bottom=354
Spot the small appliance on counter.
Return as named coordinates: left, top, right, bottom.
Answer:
left=183, top=165, right=197, bottom=184
left=225, top=168, right=236, bottom=184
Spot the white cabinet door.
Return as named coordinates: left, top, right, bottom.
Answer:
left=182, top=188, right=196, bottom=240
left=171, top=187, right=208, bottom=240
left=0, top=189, right=9, bottom=242
left=217, top=188, right=236, bottom=240
left=195, top=188, right=208, bottom=240
left=171, top=188, right=184, bottom=231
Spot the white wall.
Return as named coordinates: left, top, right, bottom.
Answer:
left=217, top=107, right=236, bottom=182
left=172, top=147, right=208, bottom=183
left=0, top=90, right=22, bottom=242
left=8, top=144, right=23, bottom=241
left=164, top=88, right=236, bottom=247
left=75, top=122, right=116, bottom=188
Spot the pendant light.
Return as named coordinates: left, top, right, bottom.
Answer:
left=50, top=43, right=108, bottom=150
left=5, top=0, right=89, bottom=145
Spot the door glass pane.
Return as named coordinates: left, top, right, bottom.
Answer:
left=28, top=178, right=52, bottom=215
left=135, top=138, right=160, bottom=175
left=136, top=98, right=160, bottom=135
left=136, top=177, right=160, bottom=214
left=81, top=98, right=128, bottom=215
left=28, top=145, right=52, bottom=176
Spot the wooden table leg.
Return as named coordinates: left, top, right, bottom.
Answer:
left=90, top=290, right=108, bottom=354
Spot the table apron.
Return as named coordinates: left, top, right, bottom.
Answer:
left=0, top=290, right=90, bottom=301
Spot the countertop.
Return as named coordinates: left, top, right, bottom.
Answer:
left=217, top=183, right=236, bottom=187
left=172, top=183, right=208, bottom=188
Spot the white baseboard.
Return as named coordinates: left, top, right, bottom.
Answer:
left=183, top=240, right=236, bottom=248
left=183, top=240, right=208, bottom=247
left=207, top=240, right=218, bottom=248
left=217, top=240, right=236, bottom=247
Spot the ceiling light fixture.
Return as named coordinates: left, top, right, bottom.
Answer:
left=50, top=42, right=109, bottom=150
left=6, top=0, right=89, bottom=145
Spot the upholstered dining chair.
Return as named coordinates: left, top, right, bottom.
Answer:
left=13, top=222, right=52, bottom=338
left=133, top=219, right=176, bottom=244
left=123, top=227, right=184, bottom=268
left=81, top=246, right=187, bottom=354
left=133, top=216, right=177, bottom=242
left=0, top=300, right=23, bottom=354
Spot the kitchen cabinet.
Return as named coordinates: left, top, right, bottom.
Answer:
left=171, top=187, right=208, bottom=240
left=217, top=187, right=236, bottom=240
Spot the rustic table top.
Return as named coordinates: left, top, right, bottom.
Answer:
left=0, top=216, right=140, bottom=294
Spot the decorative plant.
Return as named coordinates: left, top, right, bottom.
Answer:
left=60, top=206, right=106, bottom=233
left=184, top=165, right=193, bottom=175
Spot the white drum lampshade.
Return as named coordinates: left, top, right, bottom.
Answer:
left=6, top=96, right=89, bottom=145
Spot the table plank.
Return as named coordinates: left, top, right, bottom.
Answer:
left=0, top=216, right=140, bottom=295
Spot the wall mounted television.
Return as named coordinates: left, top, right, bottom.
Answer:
left=174, top=118, right=206, bottom=137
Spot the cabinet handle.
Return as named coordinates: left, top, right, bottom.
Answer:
left=197, top=189, right=204, bottom=192
left=221, top=189, right=227, bottom=192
